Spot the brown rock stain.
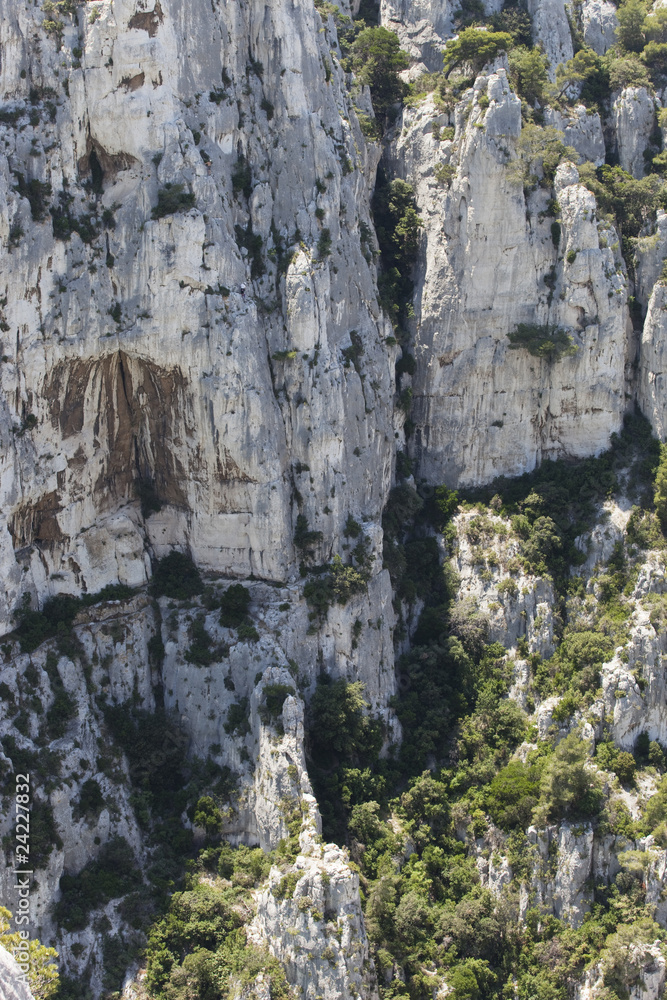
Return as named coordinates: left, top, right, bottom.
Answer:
left=10, top=491, right=63, bottom=548
left=128, top=1, right=164, bottom=37
left=45, top=351, right=189, bottom=511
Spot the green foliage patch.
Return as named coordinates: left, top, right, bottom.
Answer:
left=507, top=323, right=578, bottom=362
left=152, top=184, right=196, bottom=219
left=13, top=584, right=135, bottom=654
left=151, top=551, right=203, bottom=600
left=55, top=837, right=142, bottom=931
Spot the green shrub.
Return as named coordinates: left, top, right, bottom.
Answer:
left=193, top=795, right=223, bottom=836
left=55, top=837, right=141, bottom=931
left=31, top=800, right=63, bottom=868
left=510, top=125, right=576, bottom=187
left=303, top=574, right=335, bottom=621
left=616, top=0, right=647, bottom=53
left=485, top=759, right=543, bottom=830
left=372, top=178, right=422, bottom=327
left=294, top=514, right=323, bottom=557
left=317, top=227, right=332, bottom=258
left=608, top=53, right=650, bottom=90
left=507, top=323, right=577, bottom=362
left=14, top=174, right=52, bottom=221
left=533, top=730, right=603, bottom=824
left=260, top=684, right=295, bottom=723
left=443, top=27, right=513, bottom=77
left=348, top=28, right=409, bottom=128
left=75, top=779, right=105, bottom=819
left=434, top=162, right=456, bottom=186
left=551, top=688, right=583, bottom=722
left=236, top=622, right=259, bottom=641
left=508, top=46, right=549, bottom=105
left=224, top=698, right=250, bottom=736
left=185, top=616, right=221, bottom=666
left=654, top=443, right=667, bottom=531
left=596, top=741, right=637, bottom=784
left=578, top=163, right=665, bottom=244
left=152, top=183, right=195, bottom=219
left=152, top=551, right=203, bottom=600
left=307, top=677, right=383, bottom=839
left=234, top=222, right=265, bottom=278
left=231, top=156, right=252, bottom=198
left=556, top=47, right=609, bottom=105
left=219, top=584, right=251, bottom=627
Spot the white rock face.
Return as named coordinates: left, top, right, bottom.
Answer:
left=0, top=577, right=391, bottom=990
left=575, top=942, right=666, bottom=1000
left=390, top=78, right=630, bottom=487
left=544, top=105, right=606, bottom=166
left=0, top=0, right=395, bottom=635
left=573, top=500, right=632, bottom=578
left=452, top=509, right=556, bottom=657
left=580, top=0, right=619, bottom=55
left=611, top=87, right=657, bottom=178
left=380, top=0, right=454, bottom=70
left=529, top=822, right=595, bottom=926
left=0, top=947, right=35, bottom=1000
left=600, top=605, right=667, bottom=750
left=249, top=843, right=376, bottom=1000
left=639, top=281, right=667, bottom=441
left=527, top=0, right=573, bottom=76
left=635, top=211, right=667, bottom=312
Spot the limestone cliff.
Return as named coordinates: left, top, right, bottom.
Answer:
left=5, top=0, right=667, bottom=998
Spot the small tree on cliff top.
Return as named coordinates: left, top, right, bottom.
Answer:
left=443, top=27, right=513, bottom=78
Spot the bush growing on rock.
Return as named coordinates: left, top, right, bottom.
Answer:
left=372, top=176, right=422, bottom=327
left=152, top=183, right=196, bottom=219
left=219, top=583, right=252, bottom=627
left=152, top=551, right=203, bottom=600
left=508, top=46, right=549, bottom=106
left=443, top=27, right=513, bottom=78
left=507, top=323, right=578, bottom=363
left=616, top=0, right=648, bottom=53
left=533, top=730, right=603, bottom=824
left=0, top=906, right=59, bottom=999
left=193, top=795, right=223, bottom=836
left=654, top=443, right=667, bottom=531
left=55, top=837, right=142, bottom=931
left=74, top=778, right=105, bottom=820
left=348, top=27, right=409, bottom=127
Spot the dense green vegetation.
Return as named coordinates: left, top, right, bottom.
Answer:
left=372, top=174, right=423, bottom=336
left=298, top=412, right=667, bottom=1000
left=347, top=27, right=409, bottom=127
left=12, top=584, right=135, bottom=653
left=55, top=837, right=142, bottom=931
left=151, top=551, right=203, bottom=600
left=143, top=845, right=295, bottom=1000
left=152, top=184, right=196, bottom=219
left=507, top=322, right=578, bottom=361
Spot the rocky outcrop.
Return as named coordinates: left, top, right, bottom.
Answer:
left=639, top=281, right=667, bottom=441
left=580, top=0, right=619, bottom=55
left=544, top=105, right=606, bottom=166
left=249, top=843, right=376, bottom=1000
left=600, top=605, right=667, bottom=750
left=527, top=0, right=573, bottom=76
left=611, top=87, right=657, bottom=179
left=380, top=0, right=454, bottom=72
left=0, top=0, right=395, bottom=634
left=452, top=509, right=557, bottom=657
left=390, top=76, right=630, bottom=487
